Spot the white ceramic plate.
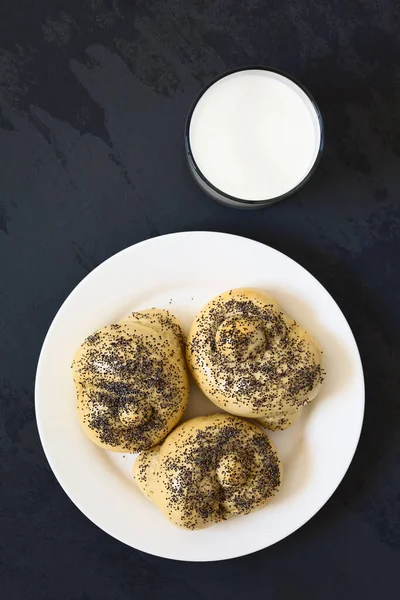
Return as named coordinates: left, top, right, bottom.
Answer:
left=35, top=232, right=364, bottom=561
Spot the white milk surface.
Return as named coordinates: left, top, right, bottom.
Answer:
left=189, top=70, right=321, bottom=201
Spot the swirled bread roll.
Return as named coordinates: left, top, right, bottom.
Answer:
left=72, top=309, right=189, bottom=452
left=134, top=414, right=282, bottom=529
left=186, top=289, right=323, bottom=430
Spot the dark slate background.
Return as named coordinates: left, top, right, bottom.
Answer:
left=1, top=1, right=399, bottom=598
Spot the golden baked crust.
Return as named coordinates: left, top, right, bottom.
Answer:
left=72, top=309, right=189, bottom=452
left=186, top=289, right=323, bottom=430
left=134, top=414, right=282, bottom=529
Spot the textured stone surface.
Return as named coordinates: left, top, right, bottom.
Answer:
left=0, top=1, right=399, bottom=598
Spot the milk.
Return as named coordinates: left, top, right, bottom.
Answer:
left=188, top=69, right=322, bottom=202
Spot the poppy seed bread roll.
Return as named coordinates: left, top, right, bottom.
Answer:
left=186, top=289, right=323, bottom=430
left=73, top=309, right=189, bottom=452
left=134, top=414, right=282, bottom=529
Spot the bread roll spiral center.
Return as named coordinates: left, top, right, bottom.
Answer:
left=118, top=400, right=153, bottom=427
left=216, top=318, right=266, bottom=361
left=216, top=453, right=249, bottom=487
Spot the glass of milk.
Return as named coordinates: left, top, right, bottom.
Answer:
left=185, top=67, right=324, bottom=208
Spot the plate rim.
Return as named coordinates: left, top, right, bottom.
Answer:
left=35, top=231, right=365, bottom=561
